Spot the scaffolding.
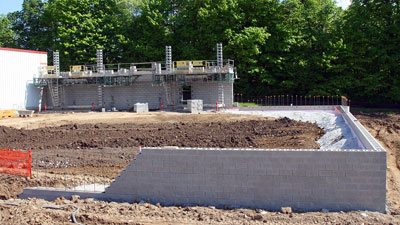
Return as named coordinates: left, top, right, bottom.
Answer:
left=34, top=60, right=236, bottom=87
left=33, top=45, right=238, bottom=108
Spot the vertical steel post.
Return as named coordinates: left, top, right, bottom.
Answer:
left=53, top=51, right=60, bottom=77
left=97, top=49, right=104, bottom=73
left=166, top=46, right=172, bottom=72
left=217, top=43, right=223, bottom=67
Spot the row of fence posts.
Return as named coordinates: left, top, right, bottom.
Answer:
left=234, top=94, right=350, bottom=107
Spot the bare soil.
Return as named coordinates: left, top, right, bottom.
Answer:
left=354, top=112, right=400, bottom=216
left=0, top=115, right=323, bottom=150
left=0, top=111, right=399, bottom=224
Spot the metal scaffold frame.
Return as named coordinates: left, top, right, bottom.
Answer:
left=33, top=45, right=238, bottom=89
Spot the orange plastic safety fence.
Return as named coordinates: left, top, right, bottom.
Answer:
left=0, top=149, right=32, bottom=178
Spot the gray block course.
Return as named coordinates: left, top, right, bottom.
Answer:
left=45, top=80, right=233, bottom=110
left=104, top=147, right=386, bottom=212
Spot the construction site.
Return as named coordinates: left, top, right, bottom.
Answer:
left=0, top=46, right=399, bottom=224
left=32, top=44, right=235, bottom=111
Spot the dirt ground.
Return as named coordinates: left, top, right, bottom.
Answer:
left=0, top=111, right=399, bottom=224
left=0, top=117, right=323, bottom=150
left=354, top=112, right=400, bottom=216
left=0, top=111, right=271, bottom=130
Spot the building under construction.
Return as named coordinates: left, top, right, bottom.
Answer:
left=33, top=44, right=236, bottom=110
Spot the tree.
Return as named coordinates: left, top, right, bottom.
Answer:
left=0, top=15, right=16, bottom=47
left=45, top=0, right=129, bottom=69
left=8, top=0, right=47, bottom=50
left=5, top=0, right=398, bottom=104
left=276, top=0, right=345, bottom=96
left=342, top=0, right=400, bottom=104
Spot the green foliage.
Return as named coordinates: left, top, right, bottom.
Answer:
left=0, top=15, right=16, bottom=47
left=8, top=0, right=47, bottom=50
left=5, top=0, right=400, bottom=104
left=342, top=0, right=400, bottom=103
left=46, top=0, right=128, bottom=69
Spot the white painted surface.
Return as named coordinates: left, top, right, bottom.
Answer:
left=70, top=184, right=108, bottom=192
left=225, top=109, right=362, bottom=149
left=0, top=48, right=47, bottom=110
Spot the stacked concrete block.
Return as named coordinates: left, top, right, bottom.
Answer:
left=63, top=86, right=97, bottom=107
left=190, top=82, right=233, bottom=108
left=187, top=99, right=203, bottom=113
left=103, top=82, right=163, bottom=110
left=134, top=103, right=149, bottom=113
left=105, top=147, right=386, bottom=212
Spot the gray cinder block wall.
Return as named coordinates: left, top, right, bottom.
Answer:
left=190, top=82, right=233, bottom=108
left=105, top=147, right=386, bottom=212
left=103, top=83, right=162, bottom=110
left=45, top=81, right=233, bottom=110
left=65, top=86, right=97, bottom=106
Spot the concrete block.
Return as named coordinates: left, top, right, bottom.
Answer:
left=279, top=169, right=293, bottom=176
left=187, top=99, right=203, bottom=113
left=134, top=103, right=149, bottom=113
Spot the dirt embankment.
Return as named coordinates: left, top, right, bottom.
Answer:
left=0, top=118, right=324, bottom=150
left=355, top=112, right=400, bottom=214
left=0, top=117, right=323, bottom=201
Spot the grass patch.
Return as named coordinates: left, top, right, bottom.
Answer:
left=238, top=102, right=264, bottom=107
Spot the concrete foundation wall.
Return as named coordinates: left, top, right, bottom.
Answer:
left=64, top=86, right=97, bottom=107
left=339, top=106, right=386, bottom=151
left=103, top=83, right=162, bottom=110
left=105, top=147, right=386, bottom=212
left=191, top=82, right=233, bottom=108
left=239, top=106, right=336, bottom=111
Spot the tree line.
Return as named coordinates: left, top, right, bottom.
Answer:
left=0, top=0, right=399, bottom=105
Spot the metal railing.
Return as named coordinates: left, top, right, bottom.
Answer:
left=234, top=94, right=350, bottom=107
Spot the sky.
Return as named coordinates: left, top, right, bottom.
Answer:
left=0, top=0, right=351, bottom=16
left=0, top=0, right=23, bottom=15
left=337, top=0, right=351, bottom=9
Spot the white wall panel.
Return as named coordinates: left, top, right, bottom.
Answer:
left=0, top=48, right=47, bottom=110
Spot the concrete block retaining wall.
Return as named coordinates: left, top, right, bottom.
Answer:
left=104, top=147, right=386, bottom=212
left=239, top=105, right=336, bottom=111
left=20, top=106, right=386, bottom=212
left=339, top=106, right=385, bottom=151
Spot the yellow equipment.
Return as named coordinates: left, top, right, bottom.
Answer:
left=176, top=61, right=189, bottom=67
left=70, top=65, right=87, bottom=77
left=0, top=110, right=16, bottom=118
left=192, top=61, right=203, bottom=67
